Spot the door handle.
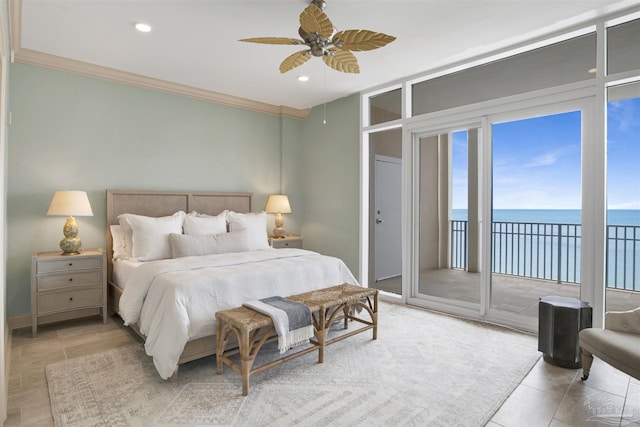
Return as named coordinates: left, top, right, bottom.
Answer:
left=376, top=218, right=384, bottom=224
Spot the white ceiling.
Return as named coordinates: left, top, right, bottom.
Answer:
left=15, top=0, right=640, bottom=111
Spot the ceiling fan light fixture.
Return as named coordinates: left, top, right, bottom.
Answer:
left=135, top=23, right=152, bottom=33
left=311, top=0, right=327, bottom=11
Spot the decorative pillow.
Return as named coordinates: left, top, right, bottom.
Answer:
left=169, top=229, right=251, bottom=258
left=227, top=211, right=269, bottom=251
left=183, top=211, right=227, bottom=235
left=110, top=224, right=132, bottom=260
left=117, top=211, right=186, bottom=261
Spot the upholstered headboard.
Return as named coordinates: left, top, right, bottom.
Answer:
left=105, top=189, right=252, bottom=282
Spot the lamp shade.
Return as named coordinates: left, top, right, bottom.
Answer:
left=265, top=195, right=292, bottom=214
left=47, top=191, right=94, bottom=217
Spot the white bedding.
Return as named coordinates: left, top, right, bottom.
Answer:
left=118, top=248, right=358, bottom=379
left=112, top=259, right=143, bottom=289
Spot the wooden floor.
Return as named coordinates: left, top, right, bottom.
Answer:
left=4, top=306, right=639, bottom=426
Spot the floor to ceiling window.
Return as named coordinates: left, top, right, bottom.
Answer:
left=604, top=16, right=640, bottom=313
left=490, top=110, right=583, bottom=319
left=361, top=9, right=639, bottom=331
left=605, top=81, right=640, bottom=312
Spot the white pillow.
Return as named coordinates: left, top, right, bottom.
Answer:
left=118, top=220, right=134, bottom=259
left=118, top=211, right=186, bottom=261
left=169, top=229, right=251, bottom=258
left=227, top=211, right=269, bottom=251
left=184, top=211, right=227, bottom=235
left=110, top=225, right=132, bottom=260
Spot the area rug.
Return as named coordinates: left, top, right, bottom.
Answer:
left=46, top=302, right=540, bottom=426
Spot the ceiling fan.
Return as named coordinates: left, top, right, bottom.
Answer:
left=239, top=0, right=396, bottom=74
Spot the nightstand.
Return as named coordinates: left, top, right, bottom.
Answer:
left=31, top=248, right=107, bottom=337
left=269, top=235, right=303, bottom=249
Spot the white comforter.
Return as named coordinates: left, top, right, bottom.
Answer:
left=118, top=248, right=358, bottom=379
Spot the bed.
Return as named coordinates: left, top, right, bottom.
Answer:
left=105, top=189, right=358, bottom=379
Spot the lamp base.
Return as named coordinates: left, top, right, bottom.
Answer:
left=60, top=238, right=82, bottom=255
left=60, top=215, right=82, bottom=255
left=272, top=227, right=286, bottom=238
left=272, top=212, right=286, bottom=238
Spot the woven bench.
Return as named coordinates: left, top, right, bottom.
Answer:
left=216, top=283, right=378, bottom=396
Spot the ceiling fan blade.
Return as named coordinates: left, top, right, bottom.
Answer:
left=299, top=4, right=334, bottom=38
left=323, top=49, right=360, bottom=74
left=239, top=37, right=305, bottom=45
left=333, top=30, right=396, bottom=51
left=280, top=50, right=312, bottom=73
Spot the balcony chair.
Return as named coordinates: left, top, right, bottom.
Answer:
left=578, top=307, right=640, bottom=381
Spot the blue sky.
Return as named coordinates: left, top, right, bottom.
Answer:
left=452, top=97, right=639, bottom=210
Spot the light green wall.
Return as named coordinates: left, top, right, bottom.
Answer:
left=7, top=64, right=280, bottom=316
left=299, top=95, right=360, bottom=275
left=6, top=63, right=361, bottom=317
left=280, top=115, right=303, bottom=235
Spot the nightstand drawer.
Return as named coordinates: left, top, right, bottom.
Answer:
left=273, top=239, right=303, bottom=249
left=37, top=257, right=102, bottom=274
left=270, top=235, right=303, bottom=249
left=37, top=270, right=103, bottom=291
left=37, top=288, right=102, bottom=315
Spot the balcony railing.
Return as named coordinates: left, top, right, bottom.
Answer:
left=450, top=220, right=639, bottom=291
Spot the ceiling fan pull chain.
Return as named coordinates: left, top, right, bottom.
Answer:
left=323, top=66, right=327, bottom=125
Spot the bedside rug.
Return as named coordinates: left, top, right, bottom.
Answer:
left=46, top=302, right=540, bottom=426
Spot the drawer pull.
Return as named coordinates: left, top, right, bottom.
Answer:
left=69, top=278, right=73, bottom=282
left=68, top=263, right=73, bottom=267
left=69, top=297, right=73, bottom=301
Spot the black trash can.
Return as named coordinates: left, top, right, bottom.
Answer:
left=538, top=296, right=592, bottom=368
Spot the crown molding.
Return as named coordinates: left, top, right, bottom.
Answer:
left=13, top=48, right=310, bottom=119
left=7, top=0, right=308, bottom=120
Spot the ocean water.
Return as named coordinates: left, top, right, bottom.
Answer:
left=450, top=209, right=639, bottom=290
left=452, top=209, right=640, bottom=225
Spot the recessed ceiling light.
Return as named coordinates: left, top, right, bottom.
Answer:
left=297, top=76, right=309, bottom=82
left=135, top=23, right=152, bottom=33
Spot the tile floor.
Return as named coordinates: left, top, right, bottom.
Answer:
left=488, top=357, right=640, bottom=427
left=4, top=310, right=639, bottom=426
left=5, top=315, right=142, bottom=426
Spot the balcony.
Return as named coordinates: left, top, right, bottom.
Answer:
left=374, top=221, right=640, bottom=314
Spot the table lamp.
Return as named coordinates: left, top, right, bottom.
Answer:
left=47, top=190, right=94, bottom=255
left=265, top=195, right=291, bottom=238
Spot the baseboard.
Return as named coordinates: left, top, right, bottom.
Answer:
left=9, top=308, right=101, bottom=331
left=3, top=322, right=10, bottom=423
left=8, top=314, right=30, bottom=331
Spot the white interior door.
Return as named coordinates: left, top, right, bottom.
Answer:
left=375, top=155, right=402, bottom=281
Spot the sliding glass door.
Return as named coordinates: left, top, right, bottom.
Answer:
left=413, top=126, right=482, bottom=309
left=407, top=104, right=587, bottom=329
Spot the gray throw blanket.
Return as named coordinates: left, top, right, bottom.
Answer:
left=243, top=296, right=314, bottom=353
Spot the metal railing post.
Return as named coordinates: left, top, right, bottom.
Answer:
left=557, top=225, right=562, bottom=284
